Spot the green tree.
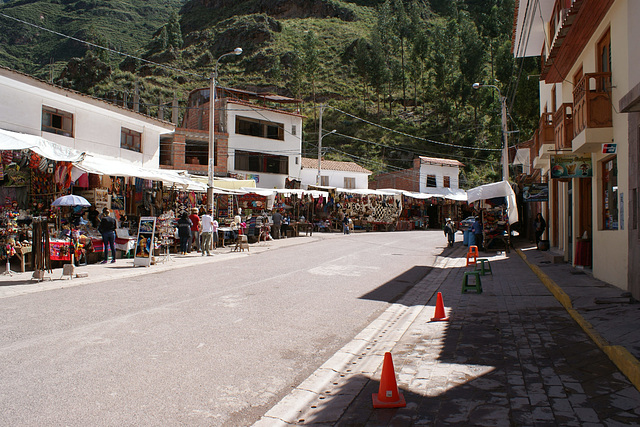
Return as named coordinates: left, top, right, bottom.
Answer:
left=302, top=30, right=320, bottom=105
left=166, top=11, right=183, bottom=49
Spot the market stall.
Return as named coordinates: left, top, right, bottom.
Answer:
left=466, top=180, right=518, bottom=252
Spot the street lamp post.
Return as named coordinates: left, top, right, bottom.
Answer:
left=316, top=104, right=337, bottom=185
left=208, top=47, right=242, bottom=210
left=473, top=82, right=510, bottom=182
left=316, top=129, right=336, bottom=186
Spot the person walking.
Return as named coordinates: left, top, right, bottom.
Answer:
left=534, top=213, right=547, bottom=246
left=200, top=209, right=214, bottom=256
left=189, top=208, right=201, bottom=252
left=444, top=218, right=456, bottom=247
left=177, top=212, right=192, bottom=255
left=98, top=208, right=117, bottom=264
left=343, top=214, right=350, bottom=235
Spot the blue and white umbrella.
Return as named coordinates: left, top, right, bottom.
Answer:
left=51, top=194, right=91, bottom=207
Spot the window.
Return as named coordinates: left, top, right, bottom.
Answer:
left=602, top=156, right=618, bottom=230
left=443, top=176, right=451, bottom=188
left=426, top=174, right=437, bottom=188
left=184, top=139, right=208, bottom=166
left=42, top=107, right=73, bottom=137
left=321, top=176, right=329, bottom=186
left=236, top=116, right=284, bottom=140
left=121, top=128, right=142, bottom=152
left=292, top=125, right=297, bottom=136
left=344, top=177, right=356, bottom=189
left=160, top=136, right=173, bottom=166
left=235, top=150, right=288, bottom=174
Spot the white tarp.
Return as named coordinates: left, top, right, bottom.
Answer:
left=74, top=154, right=206, bottom=190
left=0, top=128, right=85, bottom=162
left=467, top=180, right=519, bottom=224
left=381, top=188, right=468, bottom=201
left=276, top=188, right=329, bottom=199
left=0, top=128, right=205, bottom=189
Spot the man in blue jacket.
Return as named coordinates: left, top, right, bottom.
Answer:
left=470, top=216, right=483, bottom=251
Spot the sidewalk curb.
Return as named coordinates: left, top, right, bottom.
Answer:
left=516, top=248, right=640, bottom=392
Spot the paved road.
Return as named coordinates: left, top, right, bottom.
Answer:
left=0, top=230, right=446, bottom=426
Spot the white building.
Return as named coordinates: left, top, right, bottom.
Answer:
left=371, top=156, right=464, bottom=194
left=0, top=66, right=174, bottom=168
left=513, top=0, right=640, bottom=295
left=169, top=87, right=303, bottom=189
left=299, top=157, right=372, bottom=189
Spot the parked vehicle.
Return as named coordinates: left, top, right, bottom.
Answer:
left=457, top=216, right=476, bottom=232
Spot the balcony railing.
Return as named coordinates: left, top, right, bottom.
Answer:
left=573, top=72, right=612, bottom=137
left=539, top=112, right=555, bottom=146
left=553, top=103, right=573, bottom=150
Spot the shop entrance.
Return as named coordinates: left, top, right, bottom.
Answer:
left=552, top=179, right=559, bottom=246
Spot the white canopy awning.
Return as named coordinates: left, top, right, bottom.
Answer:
left=0, top=128, right=205, bottom=190
left=379, top=188, right=468, bottom=201
left=0, top=128, right=85, bottom=162
left=467, top=180, right=519, bottom=224
left=74, top=154, right=206, bottom=190
left=276, top=188, right=329, bottom=198
left=336, top=188, right=397, bottom=196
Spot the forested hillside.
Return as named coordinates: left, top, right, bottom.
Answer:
left=0, top=0, right=540, bottom=188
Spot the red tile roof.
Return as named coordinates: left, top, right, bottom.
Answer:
left=301, top=157, right=372, bottom=174
left=418, top=156, right=464, bottom=167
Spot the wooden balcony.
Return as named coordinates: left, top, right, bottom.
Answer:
left=572, top=72, right=613, bottom=153
left=553, top=103, right=573, bottom=151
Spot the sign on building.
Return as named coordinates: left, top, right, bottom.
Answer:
left=550, top=156, right=592, bottom=179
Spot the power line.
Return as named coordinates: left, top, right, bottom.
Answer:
left=0, top=12, right=205, bottom=80
left=327, top=106, right=502, bottom=152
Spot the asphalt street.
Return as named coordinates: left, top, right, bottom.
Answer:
left=0, top=230, right=446, bottom=426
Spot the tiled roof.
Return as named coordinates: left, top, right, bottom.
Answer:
left=301, top=157, right=372, bottom=174
left=419, top=156, right=464, bottom=167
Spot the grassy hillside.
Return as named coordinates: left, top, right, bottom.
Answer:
left=0, top=0, right=539, bottom=188
left=0, top=0, right=185, bottom=78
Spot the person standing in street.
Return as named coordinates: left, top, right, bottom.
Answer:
left=272, top=209, right=282, bottom=239
left=343, top=214, right=350, bottom=235
left=189, top=208, right=201, bottom=252
left=98, top=208, right=117, bottom=264
left=470, top=216, right=483, bottom=251
left=534, top=213, right=547, bottom=246
left=200, top=209, right=214, bottom=256
left=177, top=213, right=192, bottom=255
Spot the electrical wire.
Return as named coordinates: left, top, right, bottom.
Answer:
left=0, top=12, right=206, bottom=80
left=327, top=105, right=503, bottom=152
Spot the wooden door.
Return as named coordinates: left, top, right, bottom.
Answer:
left=578, top=178, right=592, bottom=239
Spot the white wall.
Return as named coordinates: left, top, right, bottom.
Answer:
left=418, top=163, right=460, bottom=193
left=299, top=167, right=370, bottom=189
left=0, top=70, right=173, bottom=168
left=226, top=101, right=302, bottom=188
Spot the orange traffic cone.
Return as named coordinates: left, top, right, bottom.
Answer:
left=372, top=352, right=406, bottom=408
left=430, top=292, right=450, bottom=321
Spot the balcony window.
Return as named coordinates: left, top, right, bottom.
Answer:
left=160, top=137, right=173, bottom=166
left=235, top=150, right=288, bottom=174
left=121, top=128, right=141, bottom=153
left=42, top=107, right=73, bottom=137
left=236, top=116, right=284, bottom=140
left=602, top=156, right=618, bottom=230
left=426, top=174, right=437, bottom=188
left=185, top=139, right=208, bottom=166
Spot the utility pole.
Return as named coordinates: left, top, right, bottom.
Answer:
left=317, top=105, right=323, bottom=186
